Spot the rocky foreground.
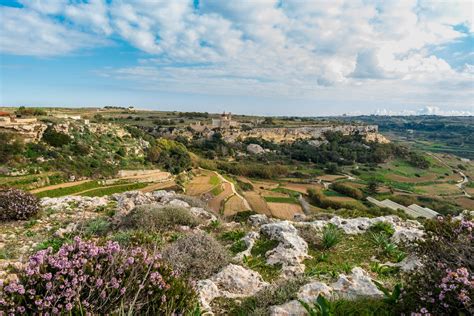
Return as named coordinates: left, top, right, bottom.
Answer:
left=0, top=190, right=441, bottom=315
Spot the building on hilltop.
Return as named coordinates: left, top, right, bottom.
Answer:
left=212, top=112, right=235, bottom=129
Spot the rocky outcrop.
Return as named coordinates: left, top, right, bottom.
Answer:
left=261, top=221, right=309, bottom=277
left=270, top=267, right=383, bottom=315
left=198, top=264, right=268, bottom=312
left=41, top=195, right=108, bottom=212
left=301, top=215, right=424, bottom=243
left=247, top=143, right=265, bottom=154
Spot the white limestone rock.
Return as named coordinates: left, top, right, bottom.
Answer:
left=41, top=195, right=109, bottom=212
left=233, top=231, right=260, bottom=261
left=247, top=143, right=265, bottom=155
left=168, top=199, right=190, bottom=208
left=270, top=300, right=307, bottom=316
left=190, top=207, right=217, bottom=223
left=210, top=264, right=269, bottom=298
left=249, top=214, right=271, bottom=226
left=331, top=267, right=383, bottom=300
left=261, top=222, right=309, bottom=277
left=197, top=279, right=220, bottom=312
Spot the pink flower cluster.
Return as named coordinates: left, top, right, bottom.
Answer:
left=438, top=267, right=473, bottom=306
left=0, top=237, right=186, bottom=315
left=0, top=188, right=39, bottom=220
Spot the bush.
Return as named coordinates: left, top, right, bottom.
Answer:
left=0, top=237, right=197, bottom=315
left=307, top=189, right=359, bottom=210
left=330, top=182, right=364, bottom=200
left=399, top=217, right=474, bottom=315
left=42, top=126, right=72, bottom=147
left=147, top=139, right=192, bottom=174
left=321, top=223, right=342, bottom=249
left=120, top=205, right=200, bottom=231
left=0, top=188, right=40, bottom=220
left=162, top=232, right=230, bottom=279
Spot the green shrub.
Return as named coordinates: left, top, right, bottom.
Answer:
left=321, top=224, right=342, bottom=249
left=162, top=232, right=230, bottom=279
left=0, top=188, right=40, bottom=220
left=228, top=210, right=257, bottom=222
left=369, top=222, right=395, bottom=236
left=82, top=217, right=111, bottom=236
left=230, top=240, right=248, bottom=254
left=329, top=182, right=364, bottom=200
left=147, top=139, right=192, bottom=174
left=231, top=276, right=307, bottom=315
left=110, top=229, right=163, bottom=246
left=219, top=230, right=246, bottom=242
left=120, top=205, right=200, bottom=231
left=42, top=126, right=72, bottom=147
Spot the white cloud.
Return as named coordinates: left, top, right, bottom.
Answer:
left=1, top=0, right=473, bottom=110
left=0, top=6, right=105, bottom=56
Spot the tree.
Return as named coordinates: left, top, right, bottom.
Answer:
left=42, top=126, right=72, bottom=147
left=147, top=139, right=192, bottom=174
left=367, top=179, right=380, bottom=195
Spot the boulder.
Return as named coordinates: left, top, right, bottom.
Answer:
left=331, top=267, right=383, bottom=299
left=247, top=144, right=265, bottom=155
left=189, top=207, right=217, bottom=223
left=168, top=199, right=190, bottom=208
left=197, top=279, right=220, bottom=312
left=261, top=222, right=309, bottom=277
left=210, top=264, right=269, bottom=298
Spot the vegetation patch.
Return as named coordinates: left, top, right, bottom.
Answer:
left=264, top=196, right=299, bottom=204
left=162, top=232, right=230, bottom=279
left=80, top=182, right=148, bottom=197
left=120, top=205, right=200, bottom=232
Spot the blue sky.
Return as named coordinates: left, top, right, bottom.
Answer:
left=0, top=0, right=473, bottom=116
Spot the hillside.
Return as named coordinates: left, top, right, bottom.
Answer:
left=0, top=189, right=472, bottom=315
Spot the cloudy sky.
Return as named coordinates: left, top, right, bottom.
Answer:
left=0, top=0, right=473, bottom=116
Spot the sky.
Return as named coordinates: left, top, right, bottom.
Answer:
left=0, top=0, right=473, bottom=116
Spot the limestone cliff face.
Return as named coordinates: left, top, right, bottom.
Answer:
left=0, top=120, right=47, bottom=143
left=365, top=132, right=390, bottom=143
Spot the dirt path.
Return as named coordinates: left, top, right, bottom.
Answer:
left=214, top=172, right=251, bottom=210
left=30, top=180, right=91, bottom=194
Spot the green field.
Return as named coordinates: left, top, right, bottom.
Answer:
left=263, top=196, right=299, bottom=204
left=80, top=183, right=148, bottom=197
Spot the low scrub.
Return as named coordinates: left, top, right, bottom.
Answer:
left=163, top=232, right=230, bottom=279
left=0, top=188, right=40, bottom=220
left=120, top=205, right=200, bottom=231
left=1, top=237, right=197, bottom=314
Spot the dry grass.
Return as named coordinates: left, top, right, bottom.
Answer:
left=223, top=195, right=248, bottom=216
left=281, top=183, right=322, bottom=194
left=267, top=202, right=303, bottom=220
left=317, top=174, right=346, bottom=181
left=243, top=192, right=272, bottom=216
left=209, top=182, right=233, bottom=213
left=185, top=171, right=214, bottom=196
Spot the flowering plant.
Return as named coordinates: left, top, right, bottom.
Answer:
left=399, top=216, right=473, bottom=315
left=0, top=237, right=197, bottom=315
left=0, top=188, right=39, bottom=220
